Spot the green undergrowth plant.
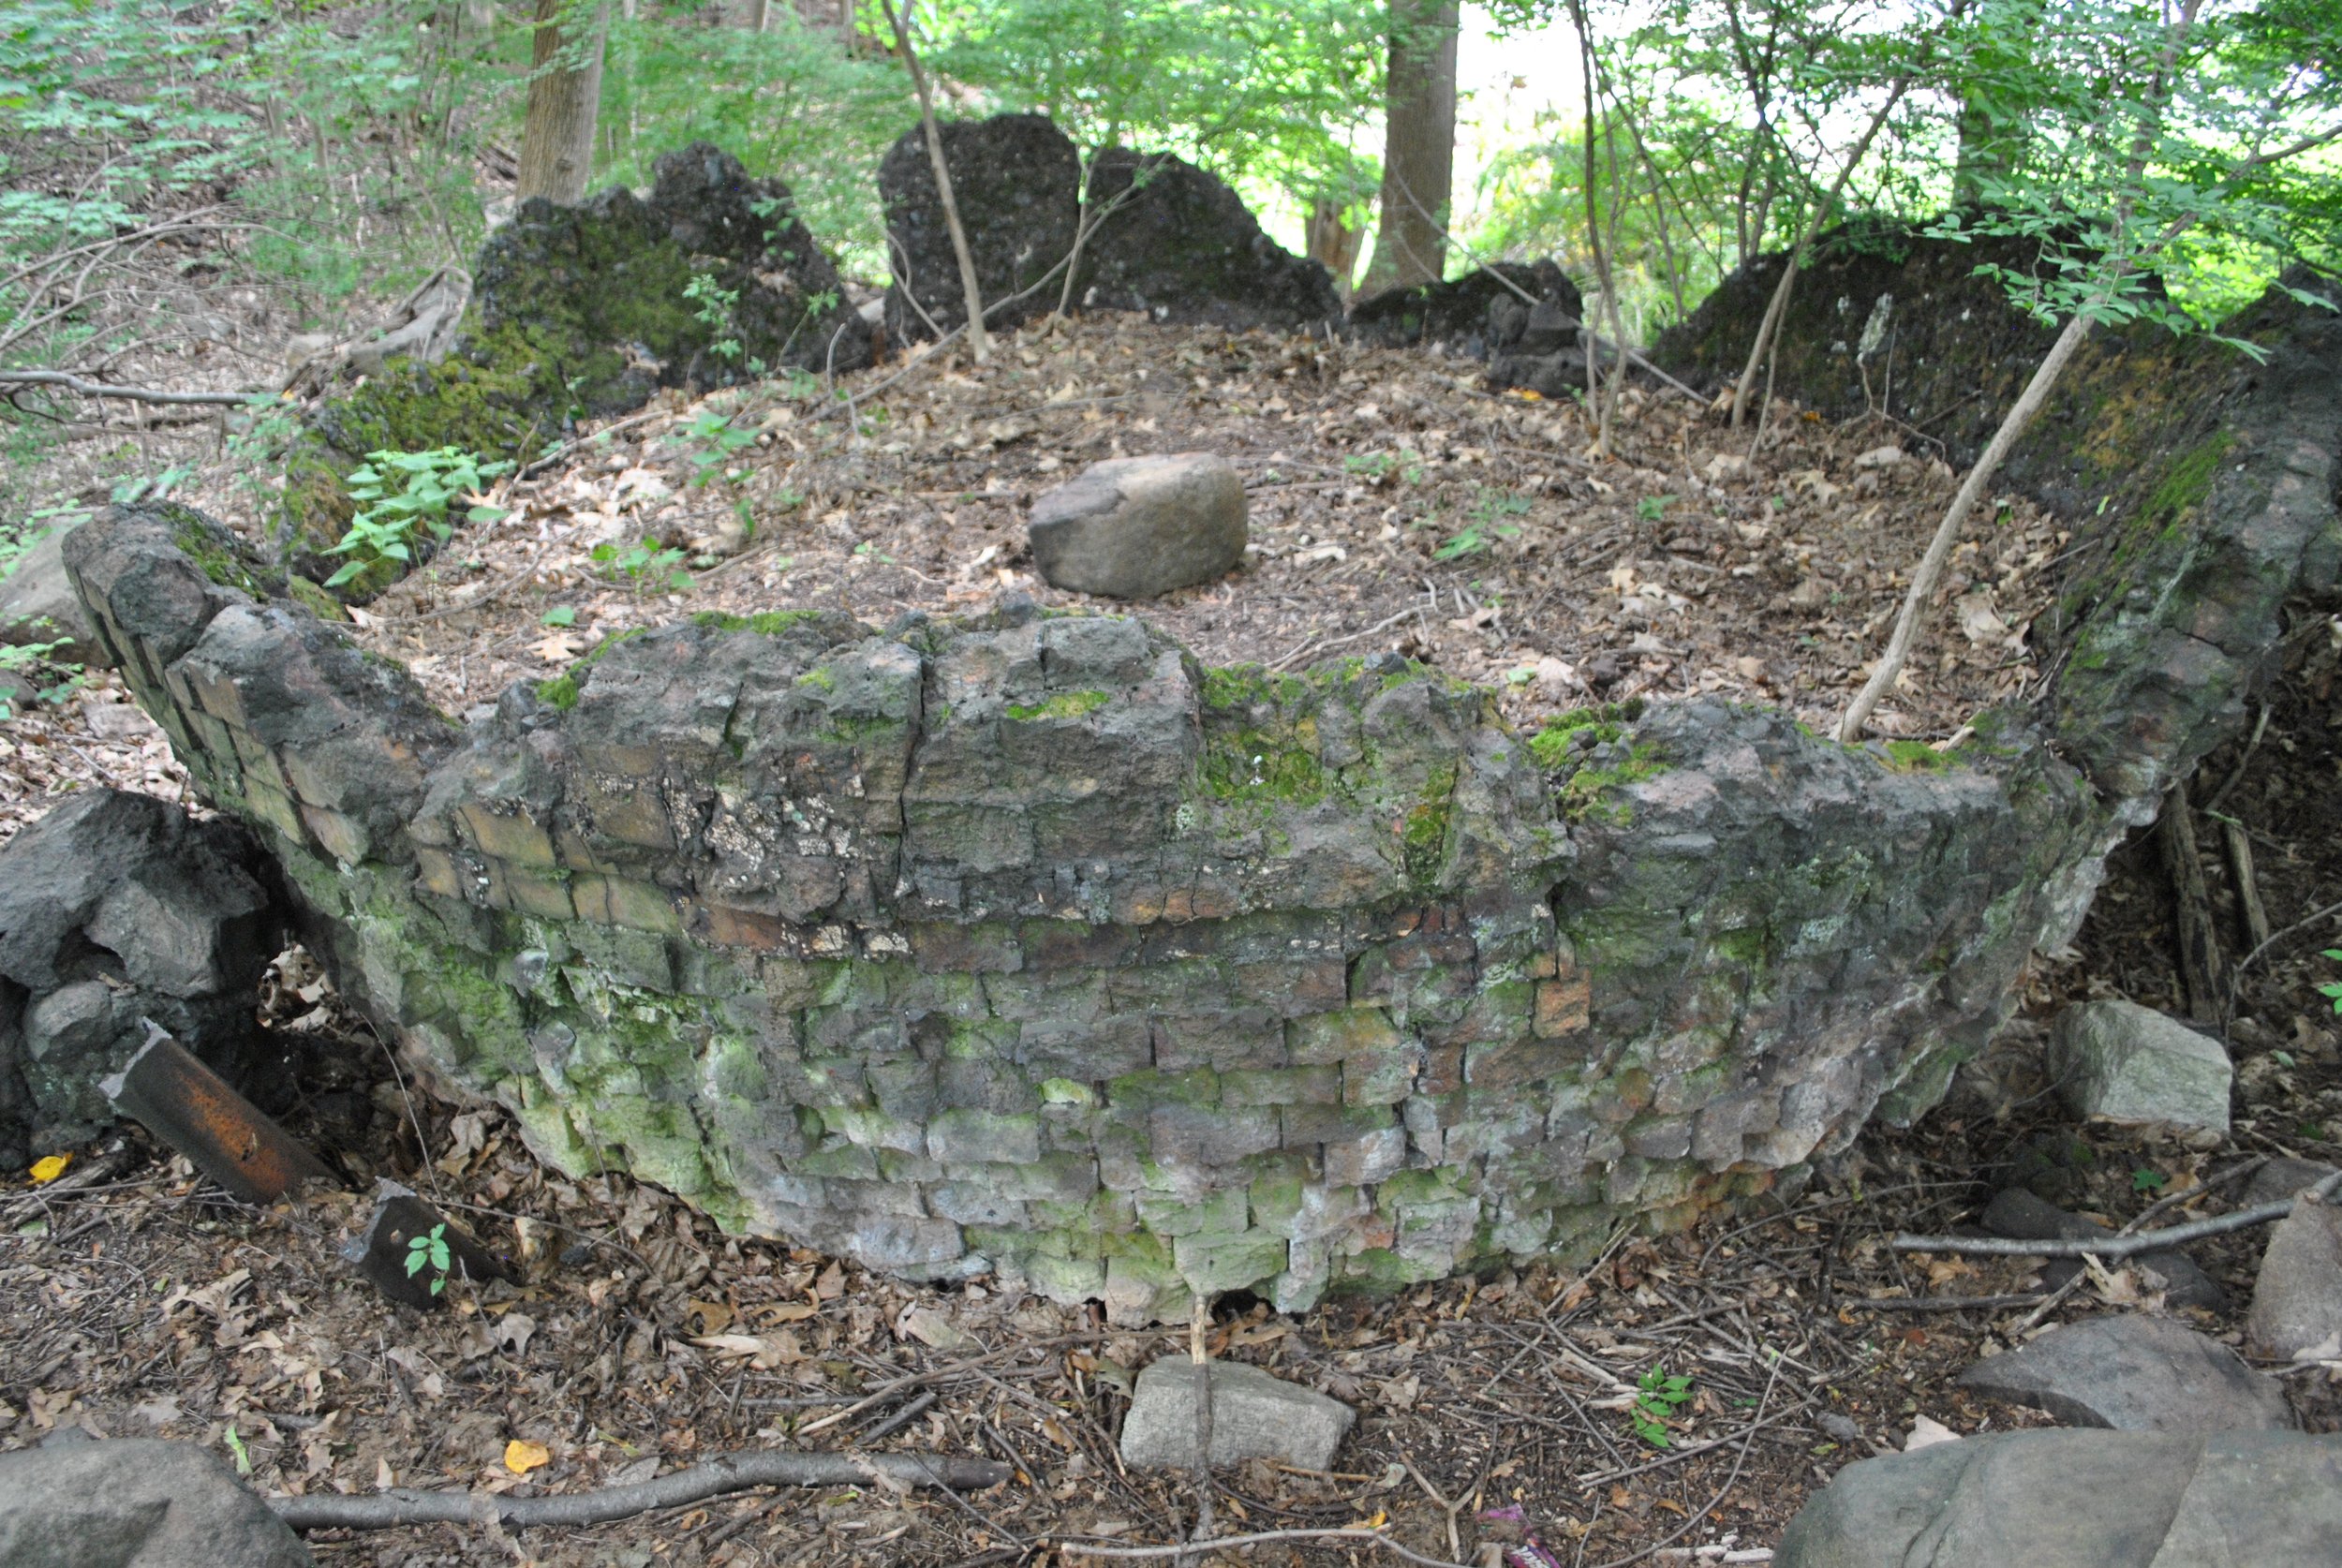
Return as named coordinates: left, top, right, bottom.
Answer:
left=1435, top=487, right=1533, bottom=561
left=592, top=538, right=694, bottom=593
left=404, top=1221, right=452, bottom=1296
left=0, top=638, right=82, bottom=722
left=1629, top=1364, right=1694, bottom=1447
left=2319, top=951, right=2342, bottom=1015
left=327, top=447, right=511, bottom=588
left=671, top=407, right=760, bottom=488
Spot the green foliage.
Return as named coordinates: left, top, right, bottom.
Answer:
left=326, top=448, right=511, bottom=589
left=591, top=539, right=692, bottom=592
left=1434, top=487, right=1532, bottom=560
left=927, top=0, right=1388, bottom=226
left=0, top=638, right=82, bottom=723
left=670, top=407, right=760, bottom=489
left=2131, top=1166, right=2169, bottom=1193
left=1630, top=1364, right=1694, bottom=1447
left=2319, top=950, right=2342, bottom=1015
left=403, top=1221, right=453, bottom=1297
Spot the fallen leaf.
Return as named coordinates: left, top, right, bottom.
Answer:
left=692, top=1331, right=802, bottom=1369
left=503, top=1440, right=550, bottom=1474
left=897, top=1306, right=966, bottom=1350
left=535, top=630, right=585, bottom=663
left=494, top=1311, right=537, bottom=1356
left=1905, top=1414, right=1961, bottom=1451
left=28, top=1154, right=68, bottom=1184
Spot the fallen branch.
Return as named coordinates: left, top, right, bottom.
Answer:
left=0, top=369, right=259, bottom=407
left=1893, top=1168, right=2340, bottom=1258
left=1060, top=1527, right=1471, bottom=1567
left=269, top=1451, right=1010, bottom=1531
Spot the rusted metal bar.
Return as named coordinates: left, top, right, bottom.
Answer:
left=100, top=1022, right=335, bottom=1205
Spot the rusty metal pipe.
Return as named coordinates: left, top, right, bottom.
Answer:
left=100, top=1022, right=335, bottom=1205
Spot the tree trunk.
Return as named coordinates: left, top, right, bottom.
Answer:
left=1306, top=199, right=1365, bottom=302
left=516, top=0, right=607, bottom=206
left=1359, top=0, right=1459, bottom=293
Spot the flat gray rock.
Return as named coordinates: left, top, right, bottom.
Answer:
left=2247, top=1195, right=2342, bottom=1360
left=0, top=524, right=111, bottom=668
left=0, top=1437, right=314, bottom=1566
left=1028, top=452, right=1246, bottom=599
left=1118, top=1359, right=1355, bottom=1472
left=2048, top=999, right=2231, bottom=1135
left=1955, top=1313, right=2292, bottom=1432
left=1775, top=1428, right=2342, bottom=1568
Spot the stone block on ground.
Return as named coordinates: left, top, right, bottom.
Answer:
left=2047, top=999, right=2231, bottom=1134
left=2247, top=1193, right=2342, bottom=1360
left=881, top=112, right=1078, bottom=342
left=1953, top=1313, right=2292, bottom=1432
left=0, top=524, right=111, bottom=668
left=1076, top=149, right=1340, bottom=331
left=1028, top=452, right=1246, bottom=599
left=1979, top=1189, right=2222, bottom=1311
left=1118, top=1360, right=1355, bottom=1471
left=1774, top=1428, right=2342, bottom=1568
left=0, top=1435, right=315, bottom=1566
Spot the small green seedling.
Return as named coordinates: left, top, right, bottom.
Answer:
left=404, top=1221, right=452, bottom=1296
left=2318, top=950, right=2342, bottom=1014
left=1636, top=494, right=1673, bottom=522
left=2131, top=1167, right=2169, bottom=1193
left=328, top=447, right=511, bottom=587
left=1630, top=1364, right=1695, bottom=1448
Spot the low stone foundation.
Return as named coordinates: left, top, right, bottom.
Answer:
left=62, top=271, right=2340, bottom=1322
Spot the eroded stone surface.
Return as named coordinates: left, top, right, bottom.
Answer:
left=0, top=524, right=111, bottom=668
left=1954, top=1314, right=2292, bottom=1432
left=1076, top=150, right=1340, bottom=331
left=881, top=113, right=1079, bottom=343
left=1119, top=1360, right=1356, bottom=1471
left=1775, top=1429, right=2342, bottom=1568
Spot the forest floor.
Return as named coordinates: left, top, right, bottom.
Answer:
left=2, top=314, right=2339, bottom=1566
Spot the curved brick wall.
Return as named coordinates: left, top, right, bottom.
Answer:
left=64, top=275, right=2338, bottom=1322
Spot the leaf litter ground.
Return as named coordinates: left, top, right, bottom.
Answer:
left=3, top=316, right=2338, bottom=1565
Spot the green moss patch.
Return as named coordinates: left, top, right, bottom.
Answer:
left=1006, top=690, right=1111, bottom=722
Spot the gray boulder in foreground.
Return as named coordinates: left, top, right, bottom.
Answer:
left=1029, top=452, right=1246, bottom=599
left=1954, top=1314, right=2292, bottom=1432
left=0, top=1437, right=314, bottom=1567
left=2247, top=1194, right=2342, bottom=1360
left=2048, top=999, right=2231, bottom=1134
left=1118, top=1360, right=1355, bottom=1471
left=1775, top=1428, right=2342, bottom=1568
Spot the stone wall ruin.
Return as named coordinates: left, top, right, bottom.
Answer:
left=62, top=249, right=2341, bottom=1324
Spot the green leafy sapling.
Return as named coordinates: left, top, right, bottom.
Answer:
left=404, top=1221, right=453, bottom=1296
left=1630, top=1364, right=1696, bottom=1447
left=327, top=447, right=511, bottom=587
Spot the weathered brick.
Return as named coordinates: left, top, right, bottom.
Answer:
left=908, top=921, right=1023, bottom=974
left=501, top=864, right=577, bottom=922
left=1220, top=1065, right=1339, bottom=1108
left=1321, top=1125, right=1406, bottom=1186
left=1290, top=1007, right=1401, bottom=1066
left=459, top=803, right=556, bottom=866
left=1534, top=977, right=1593, bottom=1037
left=927, top=1108, right=1042, bottom=1165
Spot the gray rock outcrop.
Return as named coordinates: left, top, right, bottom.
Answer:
left=0, top=786, right=283, bottom=1166
left=1118, top=1360, right=1355, bottom=1471
left=1076, top=150, right=1341, bottom=331
left=2247, top=1193, right=2342, bottom=1359
left=1028, top=452, right=1248, bottom=598
left=0, top=1437, right=315, bottom=1567
left=881, top=113, right=1080, bottom=343
left=2048, top=999, right=2232, bottom=1134
left=1953, top=1314, right=2292, bottom=1431
left=1774, top=1428, right=2342, bottom=1568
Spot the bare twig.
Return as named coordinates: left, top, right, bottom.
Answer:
left=1894, top=1169, right=2341, bottom=1258
left=269, top=1452, right=1009, bottom=1531
left=0, top=370, right=258, bottom=407
left=1060, top=1528, right=1472, bottom=1567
